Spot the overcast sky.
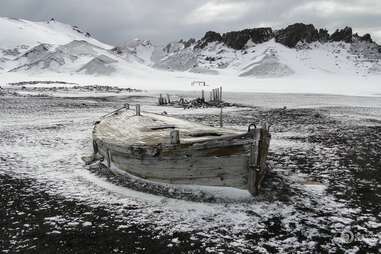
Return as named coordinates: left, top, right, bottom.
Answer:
left=1, top=0, right=381, bottom=45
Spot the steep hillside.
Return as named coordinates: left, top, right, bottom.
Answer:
left=0, top=17, right=380, bottom=79
left=152, top=24, right=381, bottom=77
left=0, top=17, right=111, bottom=50
left=0, top=17, right=153, bottom=76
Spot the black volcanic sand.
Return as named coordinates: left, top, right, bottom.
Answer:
left=0, top=92, right=380, bottom=253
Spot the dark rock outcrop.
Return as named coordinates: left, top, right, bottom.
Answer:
left=318, top=29, right=330, bottom=42
left=222, top=28, right=273, bottom=50
left=222, top=31, right=251, bottom=50
left=275, top=23, right=319, bottom=48
left=17, top=43, right=51, bottom=61
left=179, top=38, right=196, bottom=48
left=197, top=28, right=273, bottom=50
left=195, top=23, right=376, bottom=50
left=196, top=31, right=223, bottom=48
left=249, top=28, right=274, bottom=43
left=110, top=47, right=123, bottom=55
left=353, top=33, right=373, bottom=43
left=330, top=27, right=352, bottom=43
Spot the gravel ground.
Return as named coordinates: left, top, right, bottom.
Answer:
left=0, top=87, right=380, bottom=253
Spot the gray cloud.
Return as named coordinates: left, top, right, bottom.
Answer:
left=1, top=0, right=380, bottom=45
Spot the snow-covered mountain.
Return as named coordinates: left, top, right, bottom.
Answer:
left=0, top=17, right=152, bottom=77
left=151, top=25, right=381, bottom=77
left=1, top=17, right=381, bottom=78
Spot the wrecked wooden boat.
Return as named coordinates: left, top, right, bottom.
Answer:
left=91, top=104, right=271, bottom=195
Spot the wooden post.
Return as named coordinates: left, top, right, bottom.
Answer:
left=106, top=149, right=111, bottom=169
left=136, top=104, right=141, bottom=116
left=170, top=130, right=180, bottom=144
left=248, top=127, right=271, bottom=195
left=167, top=94, right=171, bottom=104
left=201, top=90, right=205, bottom=102
left=159, top=94, right=162, bottom=105
left=93, top=140, right=98, bottom=155
left=248, top=129, right=261, bottom=195
left=209, top=91, right=212, bottom=101
left=219, top=106, right=223, bottom=127
left=219, top=86, right=222, bottom=102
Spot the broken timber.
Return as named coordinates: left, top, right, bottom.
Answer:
left=91, top=105, right=271, bottom=196
left=158, top=86, right=223, bottom=108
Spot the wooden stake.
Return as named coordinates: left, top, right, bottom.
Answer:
left=219, top=86, right=222, bottom=102
left=248, top=127, right=271, bottom=195
left=136, top=104, right=141, bottom=116
left=93, top=140, right=98, bottom=155
left=219, top=106, right=223, bottom=127
left=248, top=129, right=261, bottom=195
left=106, top=149, right=111, bottom=169
left=170, top=130, right=180, bottom=144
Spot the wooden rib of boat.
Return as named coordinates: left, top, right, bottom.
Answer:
left=91, top=104, right=271, bottom=195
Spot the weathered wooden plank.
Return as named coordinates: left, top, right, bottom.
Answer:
left=106, top=149, right=111, bottom=169
left=108, top=151, right=248, bottom=188
left=96, top=138, right=251, bottom=159
left=256, top=128, right=271, bottom=191
left=94, top=110, right=247, bottom=147
left=110, top=152, right=248, bottom=174
left=248, top=129, right=261, bottom=195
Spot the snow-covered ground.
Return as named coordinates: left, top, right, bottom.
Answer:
left=1, top=89, right=380, bottom=253
left=1, top=16, right=381, bottom=253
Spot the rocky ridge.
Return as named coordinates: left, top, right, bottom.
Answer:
left=196, top=23, right=376, bottom=50
left=0, top=17, right=380, bottom=77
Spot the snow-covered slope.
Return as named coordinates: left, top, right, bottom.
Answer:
left=111, top=39, right=166, bottom=65
left=0, top=17, right=155, bottom=77
left=0, top=17, right=111, bottom=50
left=153, top=38, right=381, bottom=77
left=0, top=17, right=380, bottom=80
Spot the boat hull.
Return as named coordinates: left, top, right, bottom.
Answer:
left=95, top=139, right=251, bottom=189
left=92, top=107, right=271, bottom=195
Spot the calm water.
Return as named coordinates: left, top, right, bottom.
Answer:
left=156, top=90, right=381, bottom=109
